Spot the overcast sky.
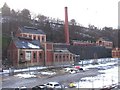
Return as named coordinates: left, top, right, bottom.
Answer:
left=0, top=0, right=119, bottom=29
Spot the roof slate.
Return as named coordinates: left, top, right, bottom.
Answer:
left=54, top=48, right=70, bottom=53
left=53, top=44, right=112, bottom=59
left=19, top=26, right=45, bottom=35
left=14, top=39, right=41, bottom=49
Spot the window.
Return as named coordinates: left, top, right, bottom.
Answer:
left=112, top=52, right=115, bottom=57
left=99, top=41, right=102, bottom=45
left=19, top=53, right=23, bottom=61
left=55, top=55, right=58, bottom=59
left=54, top=84, right=60, bottom=86
left=39, top=53, right=42, bottom=59
left=29, top=35, right=32, bottom=38
left=20, top=53, right=23, bottom=56
left=23, top=34, right=27, bottom=37
left=67, top=55, right=68, bottom=59
left=59, top=55, right=61, bottom=59
left=33, top=52, right=36, bottom=59
left=73, top=57, right=75, bottom=60
left=38, top=36, right=40, bottom=40
left=25, top=51, right=31, bottom=61
left=33, top=36, right=36, bottom=40
left=42, top=36, right=44, bottom=42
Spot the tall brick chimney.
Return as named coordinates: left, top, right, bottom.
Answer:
left=64, top=7, right=70, bottom=44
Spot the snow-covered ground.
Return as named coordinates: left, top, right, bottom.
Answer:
left=13, top=71, right=56, bottom=79
left=1, top=58, right=118, bottom=74
left=14, top=73, right=37, bottom=79
left=40, top=71, right=56, bottom=76
left=74, top=62, right=118, bottom=88
left=0, top=66, right=47, bottom=75
left=82, top=61, right=117, bottom=70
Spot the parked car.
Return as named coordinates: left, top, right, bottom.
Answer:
left=32, top=84, right=47, bottom=90
left=20, top=86, right=27, bottom=90
left=15, top=86, right=27, bottom=90
left=64, top=67, right=74, bottom=72
left=68, top=82, right=76, bottom=88
left=74, top=66, right=81, bottom=69
left=45, top=82, right=62, bottom=89
left=69, top=69, right=79, bottom=74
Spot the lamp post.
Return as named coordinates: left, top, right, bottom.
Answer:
left=91, top=76, right=94, bottom=90
left=111, top=76, right=114, bottom=85
left=102, top=76, right=105, bottom=88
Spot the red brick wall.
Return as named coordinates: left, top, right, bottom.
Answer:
left=46, top=51, right=53, bottom=65
left=32, top=51, right=37, bottom=63
left=46, top=43, right=53, bottom=50
left=37, top=51, right=44, bottom=65
left=53, top=52, right=74, bottom=65
left=7, top=41, right=18, bottom=67
left=112, top=48, right=120, bottom=58
left=96, top=40, right=113, bottom=48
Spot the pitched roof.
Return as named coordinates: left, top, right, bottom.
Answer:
left=14, top=39, right=41, bottom=49
left=19, top=26, right=45, bottom=35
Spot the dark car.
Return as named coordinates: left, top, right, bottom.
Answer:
left=32, top=84, right=47, bottom=90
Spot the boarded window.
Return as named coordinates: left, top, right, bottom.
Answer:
left=25, top=51, right=31, bottom=61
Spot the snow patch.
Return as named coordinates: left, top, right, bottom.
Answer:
left=28, top=42, right=39, bottom=48
left=75, top=65, right=118, bottom=88
left=40, top=71, right=56, bottom=75
left=14, top=73, right=36, bottom=78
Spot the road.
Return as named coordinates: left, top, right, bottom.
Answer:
left=2, top=68, right=102, bottom=88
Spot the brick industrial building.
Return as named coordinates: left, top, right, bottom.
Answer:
left=7, top=26, right=75, bottom=67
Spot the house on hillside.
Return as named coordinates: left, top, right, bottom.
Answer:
left=96, top=38, right=113, bottom=49
left=15, top=26, right=46, bottom=43
left=71, top=40, right=95, bottom=46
